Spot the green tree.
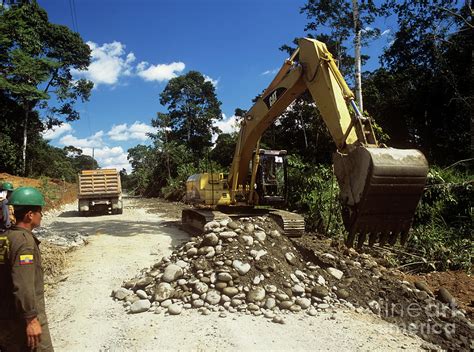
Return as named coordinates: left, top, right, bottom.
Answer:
left=260, top=93, right=335, bottom=164
left=364, top=0, right=472, bottom=163
left=28, top=139, right=76, bottom=181
left=127, top=144, right=156, bottom=195
left=210, top=133, right=237, bottom=169
left=71, top=154, right=99, bottom=171
left=0, top=1, right=93, bottom=175
left=0, top=92, right=27, bottom=173
left=158, top=71, right=222, bottom=157
left=299, top=0, right=386, bottom=79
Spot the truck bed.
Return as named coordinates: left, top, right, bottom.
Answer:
left=78, top=169, right=121, bottom=198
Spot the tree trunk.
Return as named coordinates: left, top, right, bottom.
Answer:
left=471, top=0, right=474, bottom=157
left=352, top=0, right=363, bottom=113
left=165, top=132, right=171, bottom=179
left=299, top=109, right=308, bottom=148
left=22, top=106, right=29, bottom=176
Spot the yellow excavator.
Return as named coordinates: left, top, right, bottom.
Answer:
left=182, top=38, right=429, bottom=248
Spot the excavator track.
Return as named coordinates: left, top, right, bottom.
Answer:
left=181, top=208, right=230, bottom=234
left=269, top=209, right=305, bottom=237
left=182, top=208, right=305, bottom=237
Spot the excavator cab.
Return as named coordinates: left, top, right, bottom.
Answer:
left=254, top=150, right=288, bottom=206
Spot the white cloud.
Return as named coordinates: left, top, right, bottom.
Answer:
left=136, top=61, right=185, bottom=82
left=212, top=114, right=240, bottom=143
left=82, top=146, right=131, bottom=172
left=54, top=128, right=133, bottom=171
left=108, top=121, right=156, bottom=141
left=42, top=123, right=73, bottom=140
left=204, top=74, right=219, bottom=87
left=71, top=40, right=187, bottom=86
left=381, top=29, right=391, bottom=36
left=72, top=41, right=136, bottom=86
left=59, top=131, right=105, bottom=148
left=261, top=68, right=279, bottom=76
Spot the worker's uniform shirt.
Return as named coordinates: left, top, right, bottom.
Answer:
left=0, top=226, right=54, bottom=351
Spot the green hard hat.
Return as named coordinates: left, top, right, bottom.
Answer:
left=1, top=182, right=14, bottom=191
left=9, top=187, right=45, bottom=206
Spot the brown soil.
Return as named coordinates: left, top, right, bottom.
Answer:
left=294, top=234, right=473, bottom=351
left=406, top=271, right=474, bottom=320
left=41, top=242, right=71, bottom=280
left=144, top=198, right=191, bottom=219
left=0, top=172, right=42, bottom=188
left=0, top=172, right=77, bottom=211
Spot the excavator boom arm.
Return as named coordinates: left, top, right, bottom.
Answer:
left=229, top=38, right=370, bottom=195
left=227, top=38, right=428, bottom=247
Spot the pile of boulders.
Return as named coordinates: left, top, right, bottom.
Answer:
left=112, top=215, right=474, bottom=349
left=112, top=216, right=366, bottom=322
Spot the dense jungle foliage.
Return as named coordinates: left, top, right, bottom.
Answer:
left=0, top=1, right=96, bottom=181
left=1, top=1, right=472, bottom=271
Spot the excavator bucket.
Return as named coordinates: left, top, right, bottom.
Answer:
left=333, top=147, right=428, bottom=248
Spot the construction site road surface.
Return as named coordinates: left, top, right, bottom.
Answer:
left=41, top=197, right=427, bottom=351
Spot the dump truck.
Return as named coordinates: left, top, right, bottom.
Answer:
left=182, top=38, right=428, bottom=248
left=77, top=169, right=123, bottom=215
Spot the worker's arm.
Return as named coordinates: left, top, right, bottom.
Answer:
left=9, top=233, right=38, bottom=319
left=9, top=233, right=42, bottom=348
left=1, top=200, right=11, bottom=228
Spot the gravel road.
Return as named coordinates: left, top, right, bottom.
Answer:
left=40, top=197, right=428, bottom=351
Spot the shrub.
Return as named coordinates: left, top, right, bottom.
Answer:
left=286, top=155, right=344, bottom=237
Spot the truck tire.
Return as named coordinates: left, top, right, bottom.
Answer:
left=113, top=200, right=123, bottom=215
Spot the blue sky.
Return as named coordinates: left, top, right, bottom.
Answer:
left=39, top=0, right=395, bottom=171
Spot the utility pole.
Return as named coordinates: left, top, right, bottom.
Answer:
left=352, top=0, right=363, bottom=113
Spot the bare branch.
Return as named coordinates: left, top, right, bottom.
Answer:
left=437, top=6, right=474, bottom=29
left=442, top=158, right=474, bottom=170
left=43, top=68, right=59, bottom=94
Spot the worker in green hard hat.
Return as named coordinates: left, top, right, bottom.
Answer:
left=0, top=182, right=15, bottom=230
left=0, top=187, right=54, bottom=351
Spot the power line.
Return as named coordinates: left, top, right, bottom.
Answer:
left=68, top=0, right=78, bottom=32
left=71, top=0, right=79, bottom=31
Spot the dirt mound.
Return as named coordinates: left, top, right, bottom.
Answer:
left=0, top=172, right=77, bottom=211
left=115, top=214, right=473, bottom=351
left=294, top=235, right=473, bottom=351
left=407, top=271, right=474, bottom=320
left=41, top=242, right=70, bottom=279
left=0, top=173, right=42, bottom=188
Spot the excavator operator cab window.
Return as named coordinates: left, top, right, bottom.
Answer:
left=255, top=150, right=287, bottom=206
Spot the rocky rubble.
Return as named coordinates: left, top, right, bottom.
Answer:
left=113, top=216, right=473, bottom=351
left=113, top=216, right=357, bottom=321
left=34, top=227, right=89, bottom=248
